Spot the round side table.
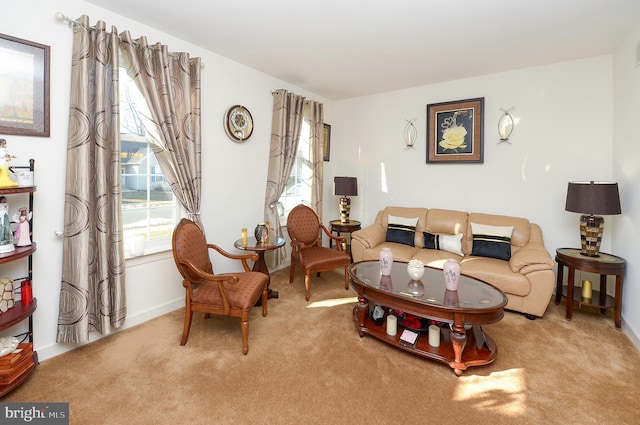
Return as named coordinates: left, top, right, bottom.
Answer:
left=234, top=236, right=285, bottom=300
left=554, top=248, right=625, bottom=329
left=328, top=219, right=361, bottom=256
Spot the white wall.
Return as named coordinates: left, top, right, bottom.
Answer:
left=1, top=0, right=328, bottom=361
left=612, top=23, right=640, bottom=346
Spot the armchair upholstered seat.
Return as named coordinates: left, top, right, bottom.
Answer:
left=286, top=205, right=351, bottom=301
left=172, top=218, right=268, bottom=354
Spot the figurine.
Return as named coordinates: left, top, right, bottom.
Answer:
left=13, top=207, right=32, bottom=247
left=0, top=139, right=17, bottom=188
left=0, top=197, right=14, bottom=253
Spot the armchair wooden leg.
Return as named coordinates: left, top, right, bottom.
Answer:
left=241, top=314, right=249, bottom=355
left=181, top=310, right=193, bottom=346
left=344, top=268, right=349, bottom=290
left=262, top=286, right=268, bottom=317
left=304, top=274, right=311, bottom=301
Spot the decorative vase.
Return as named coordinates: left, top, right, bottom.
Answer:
left=443, top=259, right=461, bottom=291
left=379, top=247, right=393, bottom=276
left=407, top=259, right=425, bottom=280
left=254, top=223, right=268, bottom=244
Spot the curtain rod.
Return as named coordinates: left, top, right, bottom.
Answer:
left=55, top=12, right=76, bottom=28
left=54, top=12, right=205, bottom=68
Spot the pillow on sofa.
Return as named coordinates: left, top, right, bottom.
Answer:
left=471, top=223, right=514, bottom=261
left=386, top=215, right=418, bottom=246
left=423, top=232, right=464, bottom=256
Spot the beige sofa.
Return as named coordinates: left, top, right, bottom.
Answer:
left=350, top=207, right=556, bottom=318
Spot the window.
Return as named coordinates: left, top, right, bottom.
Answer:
left=278, top=120, right=312, bottom=224
left=119, top=68, right=179, bottom=257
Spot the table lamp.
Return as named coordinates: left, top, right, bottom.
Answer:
left=565, top=181, right=621, bottom=257
left=334, top=176, right=357, bottom=223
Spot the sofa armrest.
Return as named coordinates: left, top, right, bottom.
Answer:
left=351, top=224, right=386, bottom=249
left=509, top=243, right=555, bottom=274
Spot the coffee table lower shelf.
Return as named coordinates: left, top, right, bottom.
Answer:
left=353, top=309, right=498, bottom=376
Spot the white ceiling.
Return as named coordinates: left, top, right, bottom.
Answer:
left=86, top=0, right=640, bottom=100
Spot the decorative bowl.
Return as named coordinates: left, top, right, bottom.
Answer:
left=0, top=336, right=19, bottom=358
left=407, top=259, right=425, bottom=280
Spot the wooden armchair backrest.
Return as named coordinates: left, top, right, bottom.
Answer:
left=172, top=218, right=214, bottom=282
left=286, top=205, right=321, bottom=246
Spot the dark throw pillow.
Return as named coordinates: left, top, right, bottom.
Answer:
left=385, top=215, right=418, bottom=246
left=471, top=223, right=514, bottom=261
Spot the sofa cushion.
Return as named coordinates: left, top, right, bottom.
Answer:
left=386, top=215, right=418, bottom=246
left=471, top=223, right=513, bottom=261
left=425, top=209, right=470, bottom=253
left=423, top=232, right=464, bottom=256
left=461, top=256, right=531, bottom=297
left=381, top=207, right=428, bottom=247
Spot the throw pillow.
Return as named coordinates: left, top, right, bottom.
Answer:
left=471, top=223, right=514, bottom=261
left=423, top=232, right=464, bottom=256
left=385, top=215, right=419, bottom=246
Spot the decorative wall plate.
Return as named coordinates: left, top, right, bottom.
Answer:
left=224, top=105, right=253, bottom=142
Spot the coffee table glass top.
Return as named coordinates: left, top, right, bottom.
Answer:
left=349, top=261, right=507, bottom=311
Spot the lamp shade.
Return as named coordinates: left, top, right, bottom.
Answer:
left=565, top=181, right=621, bottom=215
left=334, top=177, right=358, bottom=197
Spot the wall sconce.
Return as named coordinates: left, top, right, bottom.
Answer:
left=498, top=107, right=514, bottom=143
left=404, top=118, right=417, bottom=149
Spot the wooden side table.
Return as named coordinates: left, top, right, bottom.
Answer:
left=555, top=248, right=626, bottom=329
left=328, top=220, right=361, bottom=255
left=234, top=236, right=285, bottom=300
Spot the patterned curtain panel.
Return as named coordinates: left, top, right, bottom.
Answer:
left=119, top=33, right=203, bottom=229
left=57, top=16, right=126, bottom=343
left=306, top=101, right=324, bottom=222
left=264, top=90, right=305, bottom=265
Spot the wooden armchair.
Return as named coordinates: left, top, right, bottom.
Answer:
left=286, top=205, right=351, bottom=301
left=171, top=218, right=268, bottom=355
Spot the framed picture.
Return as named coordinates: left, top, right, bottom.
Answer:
left=426, top=97, right=484, bottom=163
left=0, top=33, right=50, bottom=137
left=323, top=123, right=331, bottom=162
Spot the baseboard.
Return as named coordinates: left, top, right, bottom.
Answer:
left=36, top=297, right=184, bottom=362
left=622, top=316, right=640, bottom=351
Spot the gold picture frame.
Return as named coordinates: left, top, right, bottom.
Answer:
left=323, top=123, right=331, bottom=162
left=426, top=97, right=484, bottom=163
left=0, top=33, right=50, bottom=137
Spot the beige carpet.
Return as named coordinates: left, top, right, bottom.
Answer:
left=4, top=268, right=639, bottom=424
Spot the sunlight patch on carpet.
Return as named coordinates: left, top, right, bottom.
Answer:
left=306, top=297, right=358, bottom=308
left=453, top=368, right=527, bottom=417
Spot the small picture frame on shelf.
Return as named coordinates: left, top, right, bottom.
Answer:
left=399, top=328, right=419, bottom=348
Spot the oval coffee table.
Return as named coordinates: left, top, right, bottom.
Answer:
left=348, top=260, right=507, bottom=376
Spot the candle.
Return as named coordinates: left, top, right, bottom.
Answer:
left=386, top=315, right=397, bottom=336
left=582, top=280, right=592, bottom=299
left=429, top=324, right=440, bottom=347
left=21, top=279, right=33, bottom=304
left=241, top=228, right=248, bottom=245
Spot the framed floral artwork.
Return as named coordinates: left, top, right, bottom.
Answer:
left=426, top=97, right=484, bottom=163
left=0, top=33, right=50, bottom=137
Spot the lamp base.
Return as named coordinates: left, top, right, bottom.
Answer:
left=579, top=214, right=603, bottom=257
left=339, top=196, right=351, bottom=223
